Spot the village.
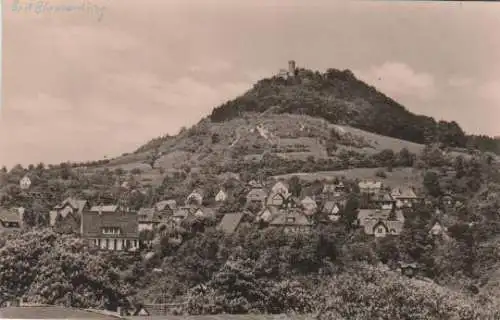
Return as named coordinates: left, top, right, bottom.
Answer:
left=0, top=173, right=453, bottom=252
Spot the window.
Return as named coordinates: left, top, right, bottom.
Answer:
left=377, top=227, right=384, bottom=233
left=102, top=227, right=121, bottom=235
left=286, top=217, right=295, bottom=223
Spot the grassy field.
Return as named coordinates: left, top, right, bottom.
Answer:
left=331, top=124, right=425, bottom=154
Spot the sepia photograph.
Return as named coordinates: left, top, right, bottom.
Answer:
left=1, top=0, right=500, bottom=319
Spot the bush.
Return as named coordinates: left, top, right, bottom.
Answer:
left=375, top=169, right=387, bottom=178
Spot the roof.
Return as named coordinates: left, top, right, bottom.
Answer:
left=322, top=201, right=339, bottom=214
left=218, top=212, right=244, bottom=234
left=154, top=200, right=177, bottom=211
left=371, top=192, right=394, bottom=202
left=363, top=219, right=404, bottom=235
left=247, top=188, right=268, bottom=199
left=358, top=180, right=382, bottom=189
left=0, top=306, right=123, bottom=319
left=0, top=208, right=21, bottom=224
left=173, top=207, right=190, bottom=218
left=81, top=210, right=138, bottom=238
left=391, top=187, right=418, bottom=199
left=301, top=196, right=316, bottom=205
left=271, top=181, right=289, bottom=192
left=54, top=198, right=88, bottom=213
left=269, top=211, right=312, bottom=227
left=90, top=205, right=119, bottom=212
left=358, top=209, right=391, bottom=224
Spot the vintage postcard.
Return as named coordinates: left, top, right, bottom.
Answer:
left=1, top=0, right=500, bottom=319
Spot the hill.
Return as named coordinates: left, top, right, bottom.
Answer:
left=209, top=67, right=500, bottom=155
left=81, top=113, right=438, bottom=186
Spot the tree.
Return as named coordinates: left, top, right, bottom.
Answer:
left=423, top=171, right=441, bottom=197
left=398, top=148, right=414, bottom=167
left=288, top=176, right=302, bottom=197
left=341, top=195, right=359, bottom=229
left=454, top=155, right=466, bottom=179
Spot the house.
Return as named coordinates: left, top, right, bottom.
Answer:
left=322, top=201, right=341, bottom=215
left=269, top=211, right=313, bottom=234
left=246, top=188, right=268, bottom=205
left=186, top=189, right=203, bottom=206
left=371, top=192, right=395, bottom=210
left=0, top=208, right=23, bottom=232
left=81, top=209, right=139, bottom=251
left=358, top=180, right=382, bottom=195
left=215, top=189, right=228, bottom=203
left=429, top=221, right=447, bottom=236
left=300, top=196, right=317, bottom=212
left=154, top=200, right=177, bottom=216
left=137, top=208, right=161, bottom=231
left=172, top=207, right=190, bottom=224
left=49, top=198, right=89, bottom=232
left=441, top=192, right=454, bottom=206
left=217, top=212, right=244, bottom=234
left=192, top=207, right=216, bottom=218
left=391, top=187, right=419, bottom=208
left=357, top=209, right=405, bottom=237
left=255, top=207, right=277, bottom=223
left=322, top=181, right=346, bottom=194
left=363, top=219, right=404, bottom=238
left=270, top=181, right=290, bottom=197
left=19, top=175, right=31, bottom=190
left=267, top=192, right=287, bottom=207
left=399, top=262, right=418, bottom=278
left=284, top=196, right=300, bottom=209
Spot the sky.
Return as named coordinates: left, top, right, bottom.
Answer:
left=1, top=0, right=499, bottom=168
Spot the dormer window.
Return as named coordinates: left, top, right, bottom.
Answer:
left=102, top=227, right=121, bottom=235
left=286, top=217, right=296, bottom=223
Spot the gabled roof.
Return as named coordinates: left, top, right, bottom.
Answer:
left=154, top=200, right=176, bottom=211
left=90, top=205, right=118, bottom=212
left=81, top=210, right=138, bottom=238
left=269, top=211, right=312, bottom=227
left=322, top=201, right=340, bottom=214
left=218, top=212, right=244, bottom=234
left=54, top=198, right=88, bottom=213
left=391, top=187, right=418, bottom=199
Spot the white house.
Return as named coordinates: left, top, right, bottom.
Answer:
left=271, top=181, right=290, bottom=197
left=186, top=190, right=204, bottom=206
left=300, top=196, right=317, bottom=212
left=215, top=189, right=228, bottom=202
left=19, top=176, right=31, bottom=190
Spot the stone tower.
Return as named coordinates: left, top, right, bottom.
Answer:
left=288, top=60, right=296, bottom=76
